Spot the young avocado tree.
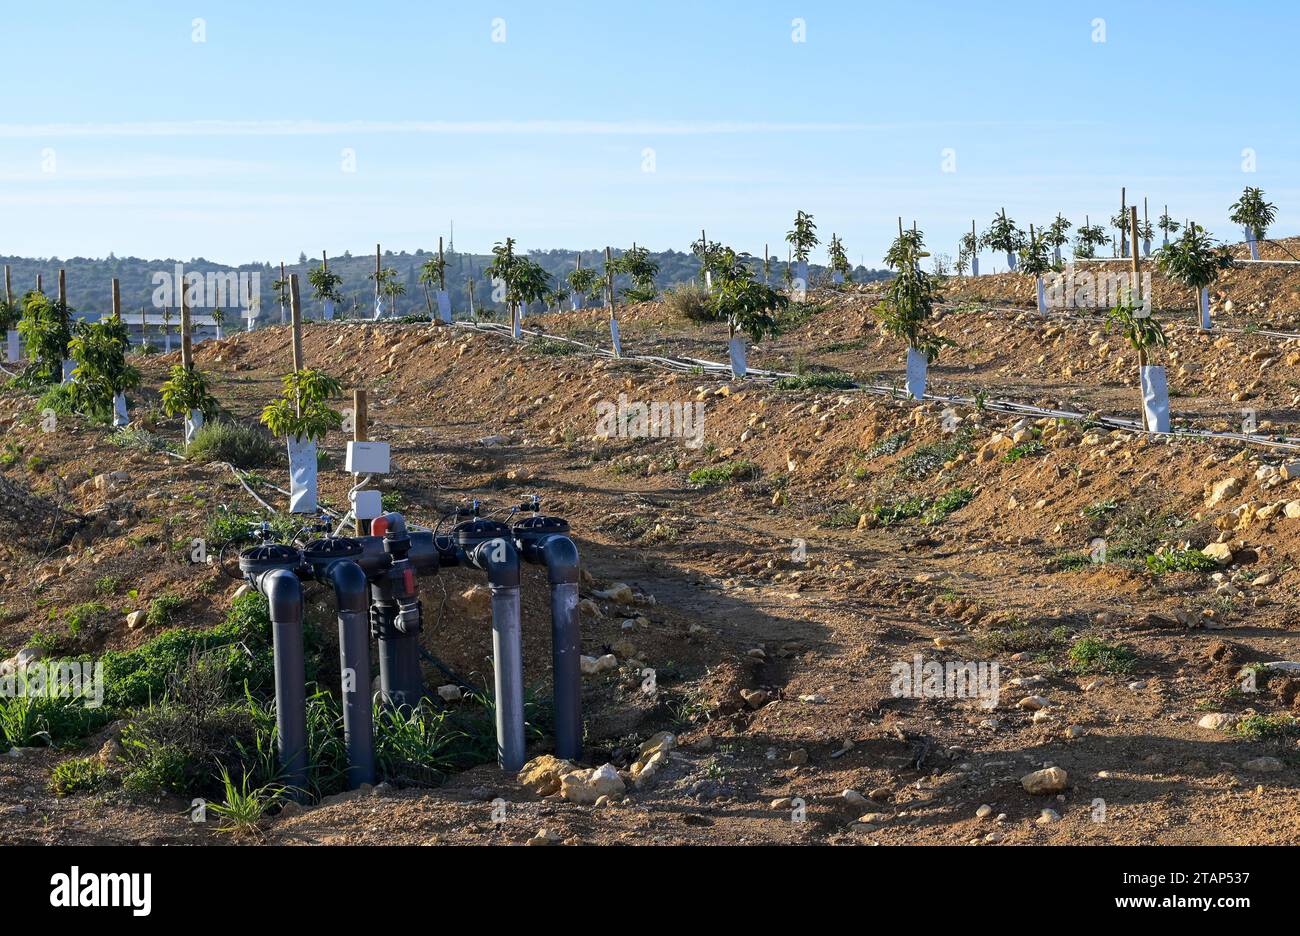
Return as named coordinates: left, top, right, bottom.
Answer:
left=160, top=305, right=174, bottom=353
left=17, top=289, right=72, bottom=386
left=367, top=267, right=396, bottom=319
left=260, top=369, right=344, bottom=513
left=877, top=227, right=948, bottom=400
left=567, top=264, right=601, bottom=311
left=710, top=247, right=787, bottom=379
left=1106, top=288, right=1169, bottom=432
left=961, top=224, right=979, bottom=276
left=1044, top=214, right=1072, bottom=265
left=486, top=239, right=551, bottom=339
left=827, top=234, right=852, bottom=284
left=1155, top=222, right=1234, bottom=330
left=308, top=260, right=344, bottom=321
left=691, top=232, right=724, bottom=293
left=1019, top=225, right=1052, bottom=314
left=612, top=245, right=660, bottom=301
left=160, top=363, right=219, bottom=447
left=1074, top=217, right=1108, bottom=258
left=1110, top=209, right=1132, bottom=260
left=1157, top=206, right=1180, bottom=248
left=954, top=242, right=970, bottom=277
left=545, top=285, right=571, bottom=313
left=418, top=253, right=449, bottom=322
left=211, top=307, right=225, bottom=341
left=981, top=209, right=1023, bottom=271
left=1229, top=187, right=1276, bottom=261
left=1139, top=199, right=1154, bottom=257
left=68, top=312, right=140, bottom=427
left=0, top=290, right=19, bottom=365
left=272, top=268, right=290, bottom=324
left=785, top=211, right=819, bottom=291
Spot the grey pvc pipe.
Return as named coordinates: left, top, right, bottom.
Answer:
left=324, top=559, right=375, bottom=789
left=469, top=538, right=524, bottom=771
left=259, top=569, right=308, bottom=798
left=539, top=536, right=582, bottom=761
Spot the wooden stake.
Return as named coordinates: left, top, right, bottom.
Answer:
left=290, top=273, right=304, bottom=377
left=605, top=246, right=615, bottom=313
left=438, top=237, right=445, bottom=290
left=180, top=275, right=193, bottom=370
left=58, top=269, right=66, bottom=307
left=1120, top=187, right=1128, bottom=257
left=3, top=264, right=11, bottom=307
left=37, top=273, right=43, bottom=294
left=353, top=388, right=369, bottom=534
left=111, top=278, right=120, bottom=319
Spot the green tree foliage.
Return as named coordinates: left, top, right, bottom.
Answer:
left=1155, top=223, right=1234, bottom=297
left=611, top=245, right=660, bottom=297
left=566, top=266, right=601, bottom=301
left=709, top=248, right=788, bottom=341
left=17, top=289, right=72, bottom=385
left=981, top=209, right=1024, bottom=257
left=259, top=369, right=344, bottom=443
left=876, top=228, right=949, bottom=363
left=785, top=211, right=819, bottom=262
left=1044, top=214, right=1072, bottom=253
left=307, top=264, right=344, bottom=304
left=68, top=314, right=140, bottom=421
left=827, top=234, right=852, bottom=280
left=1018, top=227, right=1052, bottom=277
left=1229, top=187, right=1277, bottom=242
left=1074, top=222, right=1109, bottom=258
left=160, top=365, right=219, bottom=420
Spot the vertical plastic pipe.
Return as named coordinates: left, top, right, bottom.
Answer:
left=541, top=536, right=582, bottom=761
left=470, top=539, right=524, bottom=771
left=260, top=569, right=308, bottom=798
left=326, top=560, right=375, bottom=788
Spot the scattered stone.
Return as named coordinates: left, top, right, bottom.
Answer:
left=1201, top=542, right=1235, bottom=566
left=1037, top=808, right=1061, bottom=825
left=450, top=585, right=493, bottom=619
left=593, top=583, right=634, bottom=603
left=560, top=763, right=626, bottom=804
left=526, top=828, right=561, bottom=846
left=975, top=804, right=993, bottom=819
left=517, top=755, right=580, bottom=797
left=1017, top=695, right=1049, bottom=711
left=580, top=653, right=618, bottom=676
left=868, top=786, right=892, bottom=801
left=436, top=684, right=462, bottom=702
left=841, top=789, right=868, bottom=807
left=1242, top=757, right=1283, bottom=773
left=1197, top=712, right=1240, bottom=731
left=1021, top=767, right=1068, bottom=795
left=740, top=688, right=772, bottom=709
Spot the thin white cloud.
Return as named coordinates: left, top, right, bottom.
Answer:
left=0, top=118, right=1070, bottom=139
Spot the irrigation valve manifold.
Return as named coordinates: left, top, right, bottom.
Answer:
left=237, top=502, right=583, bottom=791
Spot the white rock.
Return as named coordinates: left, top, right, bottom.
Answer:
left=436, top=684, right=462, bottom=702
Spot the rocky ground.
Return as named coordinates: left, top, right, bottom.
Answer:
left=4, top=258, right=1300, bottom=846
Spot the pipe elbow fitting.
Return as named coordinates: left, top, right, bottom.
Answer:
left=538, top=534, right=580, bottom=585
left=325, top=559, right=369, bottom=614
left=258, top=568, right=303, bottom=621
left=469, top=536, right=521, bottom=588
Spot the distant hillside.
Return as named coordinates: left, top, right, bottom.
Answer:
left=0, top=249, right=891, bottom=322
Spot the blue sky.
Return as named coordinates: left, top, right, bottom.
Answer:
left=1, top=0, right=1296, bottom=267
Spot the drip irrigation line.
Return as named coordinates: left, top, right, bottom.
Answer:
left=450, top=313, right=1300, bottom=456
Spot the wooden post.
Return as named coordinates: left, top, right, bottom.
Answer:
left=111, top=278, right=120, bottom=319
left=1119, top=187, right=1127, bottom=257
left=375, top=243, right=382, bottom=313
left=1129, top=204, right=1147, bottom=430
left=290, top=273, right=304, bottom=378
left=37, top=273, right=43, bottom=293
left=605, top=246, right=615, bottom=312
left=279, top=261, right=287, bottom=323
left=3, top=264, right=11, bottom=307
left=58, top=269, right=66, bottom=307
left=438, top=237, right=445, bottom=290
left=180, top=276, right=193, bottom=370
left=353, top=388, right=369, bottom=534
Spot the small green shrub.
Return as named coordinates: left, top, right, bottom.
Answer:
left=663, top=282, right=711, bottom=323
left=772, top=371, right=856, bottom=391
left=187, top=420, right=278, bottom=468
left=1003, top=440, right=1045, bottom=462
left=1234, top=714, right=1299, bottom=741
left=687, top=460, right=758, bottom=486
left=1068, top=637, right=1139, bottom=675
left=50, top=756, right=110, bottom=795
left=145, top=592, right=186, bottom=629
left=1144, top=549, right=1219, bottom=575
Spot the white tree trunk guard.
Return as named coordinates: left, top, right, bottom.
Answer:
left=1140, top=365, right=1170, bottom=433
left=905, top=347, right=928, bottom=400
left=287, top=435, right=318, bottom=514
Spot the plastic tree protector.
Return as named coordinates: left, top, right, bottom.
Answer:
left=905, top=347, right=927, bottom=400
left=1140, top=365, right=1171, bottom=433
left=1199, top=287, right=1212, bottom=330
left=5, top=329, right=17, bottom=363
left=184, top=409, right=204, bottom=446
left=287, top=435, right=319, bottom=513
left=728, top=334, right=747, bottom=379
left=323, top=298, right=335, bottom=321
left=1245, top=227, right=1260, bottom=261
left=1035, top=276, right=1046, bottom=314
left=112, top=393, right=129, bottom=428
left=436, top=290, right=451, bottom=324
